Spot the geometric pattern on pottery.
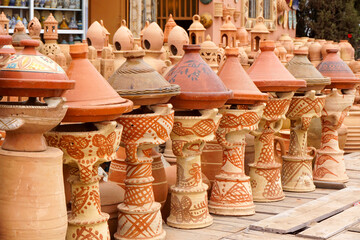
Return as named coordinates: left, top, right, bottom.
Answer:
left=0, top=117, right=23, bottom=131
left=4, top=54, right=65, bottom=73
left=170, top=194, right=209, bottom=223
left=210, top=179, right=253, bottom=205
left=250, top=93, right=293, bottom=202
left=282, top=159, right=313, bottom=189
left=70, top=225, right=110, bottom=240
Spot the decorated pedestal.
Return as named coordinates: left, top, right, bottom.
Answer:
left=208, top=47, right=267, bottom=215
left=282, top=49, right=329, bottom=192
left=313, top=48, right=360, bottom=184
left=0, top=39, right=74, bottom=239
left=46, top=121, right=122, bottom=240
left=165, top=44, right=232, bottom=228
left=247, top=40, right=306, bottom=202
left=167, top=109, right=221, bottom=228
left=115, top=105, right=173, bottom=240
left=46, top=43, right=133, bottom=240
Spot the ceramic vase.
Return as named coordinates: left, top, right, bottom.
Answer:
left=313, top=89, right=355, bottom=183
left=0, top=98, right=68, bottom=240
left=249, top=92, right=294, bottom=202
left=45, top=121, right=122, bottom=240
left=167, top=109, right=221, bottom=229
left=208, top=104, right=264, bottom=215
left=282, top=91, right=326, bottom=192
left=114, top=104, right=174, bottom=240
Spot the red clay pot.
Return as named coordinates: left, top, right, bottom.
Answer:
left=247, top=40, right=306, bottom=92
left=0, top=39, right=74, bottom=97
left=317, top=48, right=360, bottom=90
left=165, top=44, right=232, bottom=109
left=218, top=47, right=268, bottom=105
left=63, top=43, right=133, bottom=122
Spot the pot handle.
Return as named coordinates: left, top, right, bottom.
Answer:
left=274, top=137, right=286, bottom=160
left=307, top=146, right=317, bottom=159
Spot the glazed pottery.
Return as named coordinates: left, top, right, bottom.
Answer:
left=220, top=16, right=237, bottom=48
left=163, top=14, right=177, bottom=44
left=188, top=15, right=206, bottom=44
left=115, top=104, right=174, bottom=240
left=165, top=45, right=232, bottom=110
left=208, top=105, right=264, bottom=215
left=45, top=121, right=122, bottom=240
left=167, top=109, right=221, bottom=228
left=0, top=40, right=74, bottom=98
left=313, top=89, right=355, bottom=183
left=200, top=35, right=219, bottom=72
left=317, top=48, right=360, bottom=90
left=108, top=46, right=180, bottom=106
left=63, top=43, right=133, bottom=122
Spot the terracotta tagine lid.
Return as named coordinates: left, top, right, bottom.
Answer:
left=0, top=34, right=15, bottom=56
left=165, top=44, right=232, bottom=109
left=247, top=40, right=306, bottom=92
left=317, top=48, right=360, bottom=90
left=108, top=45, right=180, bottom=106
left=218, top=47, right=268, bottom=105
left=286, top=48, right=331, bottom=91
left=12, top=21, right=31, bottom=48
left=63, top=43, right=133, bottom=122
left=0, top=39, right=74, bottom=97
left=164, top=14, right=177, bottom=44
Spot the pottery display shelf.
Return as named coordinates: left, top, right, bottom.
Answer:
left=313, top=48, right=360, bottom=184
left=165, top=44, right=232, bottom=228
left=208, top=47, right=267, bottom=216
left=0, top=39, right=74, bottom=240
left=282, top=49, right=329, bottom=192
left=247, top=40, right=306, bottom=202
left=45, top=43, right=133, bottom=240
left=108, top=47, right=179, bottom=239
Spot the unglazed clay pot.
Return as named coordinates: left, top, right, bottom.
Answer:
left=142, top=22, right=164, bottom=51
left=113, top=20, right=134, bottom=52
left=237, top=27, right=248, bottom=46
left=168, top=25, right=189, bottom=57
left=309, top=40, right=322, bottom=67
left=320, top=41, right=334, bottom=59
left=11, top=21, right=31, bottom=50
left=86, top=20, right=110, bottom=53
left=164, top=14, right=177, bottom=43
left=165, top=45, right=232, bottom=109
left=200, top=35, right=219, bottom=72
left=339, top=40, right=354, bottom=63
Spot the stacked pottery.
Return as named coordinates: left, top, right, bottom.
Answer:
left=142, top=22, right=167, bottom=75
left=247, top=40, right=306, bottom=202
left=163, top=25, right=189, bottom=76
left=313, top=48, right=360, bottom=184
left=108, top=45, right=180, bottom=240
left=283, top=48, right=330, bottom=192
left=320, top=41, right=334, bottom=59
left=112, top=20, right=134, bottom=72
left=208, top=47, right=267, bottom=215
left=165, top=44, right=232, bottom=228
left=45, top=42, right=133, bottom=240
left=0, top=39, right=74, bottom=239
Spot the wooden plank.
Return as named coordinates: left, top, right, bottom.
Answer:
left=255, top=204, right=292, bottom=215
left=329, top=231, right=360, bottom=240
left=249, top=188, right=360, bottom=234
left=224, top=230, right=310, bottom=240
left=344, top=152, right=360, bottom=171
left=241, top=212, right=274, bottom=221
left=297, top=205, right=360, bottom=239
left=284, top=191, right=325, bottom=199
left=348, top=223, right=360, bottom=233
left=255, top=197, right=313, bottom=208
left=314, top=180, right=347, bottom=189
left=164, top=224, right=233, bottom=240
left=212, top=215, right=256, bottom=226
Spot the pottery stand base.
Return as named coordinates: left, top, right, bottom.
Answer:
left=0, top=147, right=67, bottom=240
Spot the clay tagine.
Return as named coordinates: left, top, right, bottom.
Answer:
left=164, top=14, right=177, bottom=44
left=63, top=43, right=133, bottom=122
left=165, top=44, right=233, bottom=109
left=108, top=45, right=180, bottom=106
left=317, top=48, right=360, bottom=90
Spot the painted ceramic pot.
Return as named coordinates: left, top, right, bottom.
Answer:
left=63, top=43, right=133, bottom=122
left=317, top=48, right=360, bottom=90
left=0, top=40, right=74, bottom=97
left=165, top=45, right=232, bottom=109
left=108, top=46, right=180, bottom=106
left=201, top=140, right=223, bottom=189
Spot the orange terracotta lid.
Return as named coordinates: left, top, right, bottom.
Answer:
left=0, top=39, right=74, bottom=97
left=165, top=44, right=233, bottom=109
left=218, top=47, right=268, bottom=105
left=164, top=14, right=177, bottom=43
left=0, top=35, right=15, bottom=55
left=247, top=40, right=306, bottom=92
left=63, top=43, right=133, bottom=122
left=317, top=48, right=360, bottom=89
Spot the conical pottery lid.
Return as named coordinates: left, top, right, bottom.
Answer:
left=218, top=47, right=268, bottom=105
left=317, top=48, right=360, bottom=89
left=286, top=48, right=331, bottom=91
left=108, top=45, right=180, bottom=106
left=0, top=34, right=15, bottom=54
left=12, top=21, right=31, bottom=47
left=0, top=39, right=74, bottom=97
left=63, top=43, right=133, bottom=122
left=164, top=14, right=177, bottom=43
left=247, top=40, right=306, bottom=92
left=165, top=44, right=233, bottom=110
left=250, top=17, right=269, bottom=34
